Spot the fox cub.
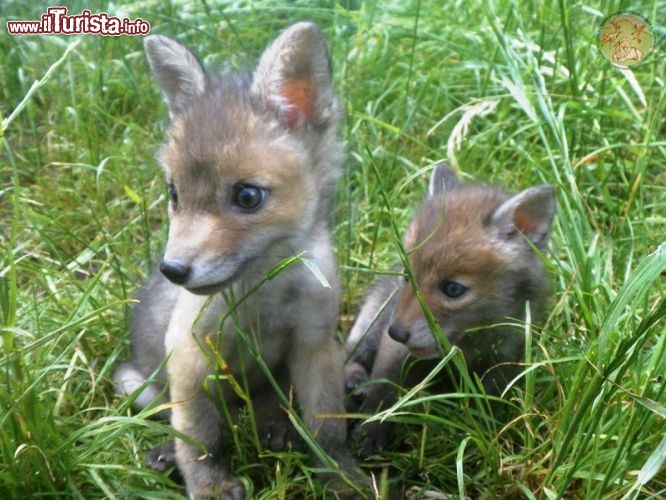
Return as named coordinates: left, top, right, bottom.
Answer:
left=113, top=23, right=357, bottom=498
left=345, top=162, right=556, bottom=456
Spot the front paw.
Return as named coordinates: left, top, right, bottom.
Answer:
left=259, top=420, right=306, bottom=452
left=351, top=420, right=390, bottom=459
left=146, top=440, right=177, bottom=472
left=189, top=478, right=245, bottom=500
left=345, top=362, right=369, bottom=393
left=318, top=449, right=371, bottom=499
left=344, top=362, right=370, bottom=412
left=145, top=439, right=183, bottom=483
left=177, top=446, right=246, bottom=500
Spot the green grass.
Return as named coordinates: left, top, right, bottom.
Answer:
left=1, top=0, right=665, bottom=498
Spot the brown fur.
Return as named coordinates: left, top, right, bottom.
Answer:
left=345, top=162, right=556, bottom=457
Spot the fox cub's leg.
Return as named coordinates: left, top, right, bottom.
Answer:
left=113, top=271, right=176, bottom=420
left=288, top=271, right=368, bottom=491
left=290, top=332, right=366, bottom=492
left=165, top=291, right=244, bottom=499
left=352, top=333, right=409, bottom=458
left=344, top=277, right=400, bottom=410
left=290, top=335, right=347, bottom=450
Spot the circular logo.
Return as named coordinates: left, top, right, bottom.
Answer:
left=597, top=11, right=653, bottom=67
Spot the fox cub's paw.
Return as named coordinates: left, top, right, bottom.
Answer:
left=344, top=362, right=370, bottom=411
left=259, top=420, right=307, bottom=452
left=182, top=458, right=246, bottom=500
left=145, top=440, right=176, bottom=472
left=350, top=420, right=390, bottom=460
left=190, top=480, right=245, bottom=500
left=344, top=362, right=369, bottom=393
left=319, top=461, right=372, bottom=499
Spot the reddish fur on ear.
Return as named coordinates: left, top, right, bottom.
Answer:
left=513, top=210, right=538, bottom=235
left=281, top=80, right=314, bottom=126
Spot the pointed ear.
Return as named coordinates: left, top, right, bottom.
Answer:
left=403, top=218, right=418, bottom=250
left=251, top=22, right=337, bottom=128
left=489, top=185, right=556, bottom=250
left=427, top=162, right=460, bottom=198
left=144, top=35, right=206, bottom=116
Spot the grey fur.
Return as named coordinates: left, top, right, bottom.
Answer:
left=113, top=272, right=174, bottom=419
left=144, top=35, right=206, bottom=117
left=114, top=23, right=363, bottom=498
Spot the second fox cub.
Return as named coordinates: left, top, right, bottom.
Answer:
left=345, top=162, right=556, bottom=456
left=113, top=23, right=360, bottom=498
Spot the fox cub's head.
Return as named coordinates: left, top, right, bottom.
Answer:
left=144, top=23, right=341, bottom=294
left=389, top=163, right=556, bottom=360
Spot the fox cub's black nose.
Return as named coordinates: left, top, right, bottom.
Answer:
left=159, top=260, right=191, bottom=285
left=388, top=322, right=410, bottom=344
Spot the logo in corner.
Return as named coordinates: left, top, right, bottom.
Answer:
left=597, top=11, right=653, bottom=67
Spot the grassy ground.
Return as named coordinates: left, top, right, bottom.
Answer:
left=1, top=0, right=664, bottom=498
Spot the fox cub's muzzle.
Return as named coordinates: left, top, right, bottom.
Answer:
left=159, top=259, right=191, bottom=285
left=387, top=321, right=409, bottom=344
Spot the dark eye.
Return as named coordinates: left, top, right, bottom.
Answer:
left=233, top=184, right=266, bottom=211
left=167, top=182, right=178, bottom=208
left=440, top=280, right=467, bottom=299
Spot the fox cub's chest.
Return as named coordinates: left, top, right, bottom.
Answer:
left=165, top=286, right=292, bottom=375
